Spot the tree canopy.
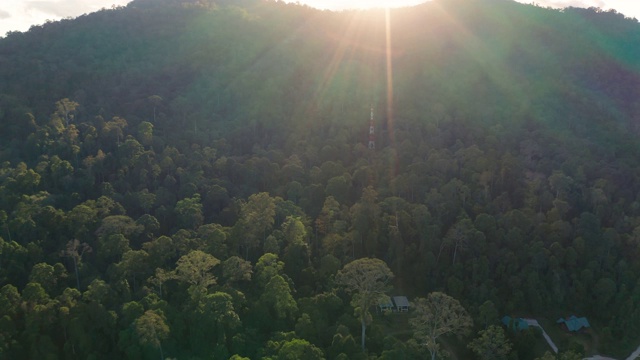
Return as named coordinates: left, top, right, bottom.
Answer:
left=1, top=0, right=640, bottom=358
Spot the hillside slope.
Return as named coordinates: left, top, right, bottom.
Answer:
left=1, top=0, right=640, bottom=358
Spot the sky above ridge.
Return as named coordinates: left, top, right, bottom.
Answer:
left=1, top=0, right=639, bottom=37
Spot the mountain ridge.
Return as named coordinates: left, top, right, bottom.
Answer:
left=1, top=1, right=640, bottom=358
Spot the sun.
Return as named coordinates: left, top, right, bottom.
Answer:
left=292, top=0, right=430, bottom=10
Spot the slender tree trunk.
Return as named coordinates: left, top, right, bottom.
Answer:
left=453, top=243, right=458, bottom=265
left=159, top=343, right=164, bottom=360
left=73, top=257, right=80, bottom=290
left=361, top=319, right=366, bottom=352
left=352, top=236, right=356, bottom=258
left=314, top=227, right=318, bottom=254
left=63, top=326, right=68, bottom=346
left=436, top=240, right=446, bottom=265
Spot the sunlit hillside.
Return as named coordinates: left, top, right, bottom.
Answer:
left=1, top=0, right=640, bottom=359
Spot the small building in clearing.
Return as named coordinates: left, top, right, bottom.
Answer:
left=556, top=315, right=590, bottom=332
left=378, top=299, right=394, bottom=312
left=392, top=296, right=410, bottom=312
left=502, top=316, right=530, bottom=332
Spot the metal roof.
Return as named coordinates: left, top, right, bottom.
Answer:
left=392, top=296, right=409, bottom=307
left=557, top=316, right=590, bottom=332
left=502, top=316, right=530, bottom=331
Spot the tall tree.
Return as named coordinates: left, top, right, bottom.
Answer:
left=52, top=98, right=79, bottom=127
left=334, top=258, right=394, bottom=352
left=235, top=192, right=276, bottom=259
left=409, top=292, right=473, bottom=360
left=174, top=194, right=204, bottom=230
left=222, top=256, right=253, bottom=284
left=0, top=210, right=11, bottom=242
left=349, top=187, right=381, bottom=257
left=316, top=196, right=342, bottom=237
left=174, top=250, right=220, bottom=291
left=135, top=310, right=169, bottom=360
left=275, top=338, right=325, bottom=360
left=260, top=275, right=298, bottom=326
left=467, top=325, right=512, bottom=360
left=60, top=239, right=92, bottom=290
left=444, top=217, right=477, bottom=265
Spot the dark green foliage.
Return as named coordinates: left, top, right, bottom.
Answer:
left=1, top=0, right=640, bottom=358
left=468, top=325, right=513, bottom=359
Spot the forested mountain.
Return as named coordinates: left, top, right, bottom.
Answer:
left=1, top=0, right=640, bottom=358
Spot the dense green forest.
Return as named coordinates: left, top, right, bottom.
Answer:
left=1, top=0, right=640, bottom=358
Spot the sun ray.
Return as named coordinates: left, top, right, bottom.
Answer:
left=304, top=8, right=388, bottom=129
left=296, top=0, right=427, bottom=11
left=312, top=11, right=365, bottom=111
left=413, top=1, right=533, bottom=121
left=385, top=7, right=399, bottom=181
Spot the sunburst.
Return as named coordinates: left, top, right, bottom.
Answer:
left=298, top=0, right=428, bottom=11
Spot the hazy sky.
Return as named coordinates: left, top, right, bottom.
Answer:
left=1, top=0, right=639, bottom=37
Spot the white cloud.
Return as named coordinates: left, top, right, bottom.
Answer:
left=0, top=0, right=131, bottom=37
left=26, top=0, right=87, bottom=18
left=25, top=0, right=126, bottom=18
